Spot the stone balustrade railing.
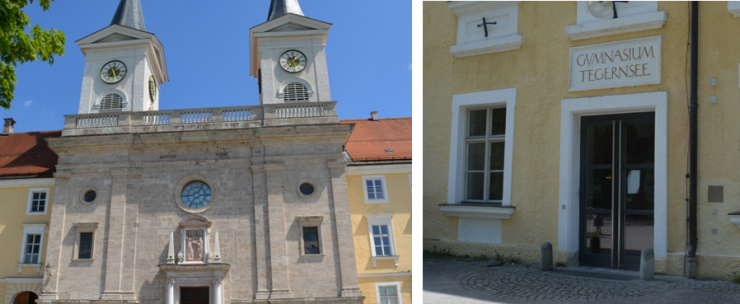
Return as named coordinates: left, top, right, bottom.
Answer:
left=62, top=102, right=338, bottom=136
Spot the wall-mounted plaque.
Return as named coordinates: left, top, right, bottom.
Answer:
left=569, top=35, right=661, bottom=92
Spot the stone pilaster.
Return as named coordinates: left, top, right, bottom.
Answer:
left=38, top=171, right=71, bottom=303
left=101, top=168, right=136, bottom=300
left=265, top=163, right=291, bottom=299
left=251, top=164, right=271, bottom=300
left=327, top=161, right=363, bottom=298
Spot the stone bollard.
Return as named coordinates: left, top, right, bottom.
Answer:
left=540, top=242, right=553, bottom=271
left=640, top=247, right=655, bottom=280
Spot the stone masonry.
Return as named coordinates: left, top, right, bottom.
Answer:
left=38, top=112, right=364, bottom=304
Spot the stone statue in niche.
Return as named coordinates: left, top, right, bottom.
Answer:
left=186, top=230, right=204, bottom=261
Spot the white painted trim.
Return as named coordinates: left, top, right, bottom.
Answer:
left=0, top=178, right=54, bottom=188
left=362, top=175, right=390, bottom=204
left=357, top=272, right=412, bottom=278
left=374, top=281, right=403, bottom=304
left=566, top=11, right=666, bottom=41
left=558, top=91, right=668, bottom=260
left=346, top=164, right=412, bottom=175
left=729, top=2, right=740, bottom=17
left=26, top=188, right=50, bottom=215
left=450, top=35, right=523, bottom=58
left=365, top=213, right=397, bottom=259
left=19, top=224, right=47, bottom=272
left=729, top=214, right=740, bottom=230
left=448, top=88, right=516, bottom=206
left=0, top=278, right=43, bottom=283
left=439, top=205, right=514, bottom=220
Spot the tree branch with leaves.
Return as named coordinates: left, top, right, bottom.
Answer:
left=0, top=0, right=65, bottom=109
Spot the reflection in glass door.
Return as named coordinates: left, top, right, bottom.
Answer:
left=579, top=113, right=655, bottom=270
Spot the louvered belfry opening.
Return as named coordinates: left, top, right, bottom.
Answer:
left=283, top=82, right=309, bottom=101
left=100, top=93, right=124, bottom=111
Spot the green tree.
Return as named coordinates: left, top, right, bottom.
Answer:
left=0, top=0, right=65, bottom=109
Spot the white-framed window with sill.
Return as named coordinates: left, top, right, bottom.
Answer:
left=375, top=281, right=403, bottom=304
left=296, top=216, right=323, bottom=256
left=442, top=88, right=517, bottom=244
left=18, top=223, right=46, bottom=273
left=566, top=1, right=665, bottom=41
left=27, top=188, right=49, bottom=215
left=363, top=175, right=389, bottom=204
left=366, top=213, right=398, bottom=267
left=448, top=1, right=522, bottom=58
left=73, top=223, right=99, bottom=261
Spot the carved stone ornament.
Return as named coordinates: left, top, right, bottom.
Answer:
left=177, top=215, right=212, bottom=264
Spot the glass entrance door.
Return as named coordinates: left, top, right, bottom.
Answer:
left=579, top=113, right=655, bottom=270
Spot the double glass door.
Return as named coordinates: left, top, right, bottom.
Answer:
left=579, top=113, right=655, bottom=270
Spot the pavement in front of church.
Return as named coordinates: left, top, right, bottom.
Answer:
left=423, top=258, right=740, bottom=303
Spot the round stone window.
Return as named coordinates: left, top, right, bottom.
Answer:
left=84, top=190, right=97, bottom=203
left=181, top=181, right=212, bottom=209
left=299, top=183, right=315, bottom=196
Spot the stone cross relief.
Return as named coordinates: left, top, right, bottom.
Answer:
left=186, top=230, right=204, bottom=261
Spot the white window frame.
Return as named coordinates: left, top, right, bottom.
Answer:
left=296, top=216, right=324, bottom=256
left=447, top=88, right=516, bottom=207
left=566, top=1, right=665, bottom=41
left=362, top=175, right=389, bottom=204
left=375, top=281, right=403, bottom=304
left=26, top=188, right=49, bottom=215
left=366, top=213, right=398, bottom=267
left=18, top=224, right=46, bottom=273
left=73, top=223, right=99, bottom=261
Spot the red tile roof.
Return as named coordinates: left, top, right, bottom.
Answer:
left=0, top=130, right=62, bottom=178
left=340, top=117, right=411, bottom=162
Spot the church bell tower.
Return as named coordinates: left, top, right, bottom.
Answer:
left=250, top=0, right=332, bottom=105
left=75, top=0, right=168, bottom=114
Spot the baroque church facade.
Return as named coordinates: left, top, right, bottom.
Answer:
left=37, top=0, right=364, bottom=303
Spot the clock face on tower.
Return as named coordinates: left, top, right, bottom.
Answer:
left=100, top=60, right=127, bottom=84
left=280, top=50, right=307, bottom=73
left=149, top=75, right=157, bottom=102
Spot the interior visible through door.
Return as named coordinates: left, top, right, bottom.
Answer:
left=579, top=112, right=655, bottom=270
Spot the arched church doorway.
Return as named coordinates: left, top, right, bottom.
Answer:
left=13, top=291, right=38, bottom=304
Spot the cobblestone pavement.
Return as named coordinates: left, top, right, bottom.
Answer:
left=424, top=258, right=740, bottom=304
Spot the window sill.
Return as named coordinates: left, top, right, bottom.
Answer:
left=450, top=34, right=523, bottom=58
left=439, top=203, right=515, bottom=220
left=565, top=11, right=666, bottom=41
left=72, top=258, right=94, bottom=262
left=17, top=263, right=41, bottom=273
left=728, top=212, right=740, bottom=230
left=371, top=255, right=399, bottom=267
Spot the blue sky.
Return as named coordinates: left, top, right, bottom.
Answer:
left=4, top=0, right=412, bottom=133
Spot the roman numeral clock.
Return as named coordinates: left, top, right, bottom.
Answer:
left=280, top=50, right=307, bottom=73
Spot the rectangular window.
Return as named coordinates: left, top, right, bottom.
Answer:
left=465, top=107, right=506, bottom=203
left=302, top=227, right=320, bottom=254
left=363, top=176, right=389, bottom=203
left=375, top=282, right=403, bottom=304
left=23, top=234, right=41, bottom=264
left=78, top=232, right=94, bottom=259
left=27, top=188, right=49, bottom=214
left=372, top=224, right=392, bottom=256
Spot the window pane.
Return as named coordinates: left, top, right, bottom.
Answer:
left=374, top=180, right=384, bottom=199
left=383, top=246, right=391, bottom=256
left=466, top=173, right=484, bottom=200
left=79, top=232, right=93, bottom=259
left=625, top=122, right=655, bottom=165
left=366, top=181, right=376, bottom=199
left=372, top=225, right=380, bottom=235
left=491, top=108, right=506, bottom=135
left=585, top=123, right=613, bottom=165
left=374, top=236, right=382, bottom=245
left=380, top=225, right=388, bottom=234
left=379, top=287, right=388, bottom=296
left=389, top=299, right=398, bottom=304
left=33, top=193, right=40, bottom=200
left=489, top=172, right=504, bottom=201
left=490, top=142, right=505, bottom=170
left=380, top=299, right=389, bottom=304
left=382, top=237, right=390, bottom=245
left=39, top=192, right=46, bottom=199
left=468, top=110, right=487, bottom=136
left=388, top=286, right=398, bottom=296
left=466, top=143, right=485, bottom=170
left=27, top=235, right=35, bottom=243
left=375, top=247, right=383, bottom=256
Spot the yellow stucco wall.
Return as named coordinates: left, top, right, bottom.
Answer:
left=348, top=167, right=412, bottom=303
left=0, top=181, right=52, bottom=296
left=424, top=1, right=740, bottom=279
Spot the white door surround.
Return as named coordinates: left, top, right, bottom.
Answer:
left=558, top=91, right=668, bottom=264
